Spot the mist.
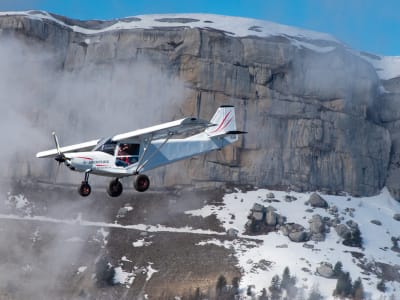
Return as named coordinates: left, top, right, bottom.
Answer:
left=0, top=35, right=188, bottom=299
left=0, top=36, right=188, bottom=183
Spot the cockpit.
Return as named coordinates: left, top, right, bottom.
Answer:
left=93, top=138, right=140, bottom=167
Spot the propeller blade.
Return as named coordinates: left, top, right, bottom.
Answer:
left=54, top=161, right=62, bottom=184
left=52, top=131, right=61, bottom=155
left=52, top=132, right=68, bottom=163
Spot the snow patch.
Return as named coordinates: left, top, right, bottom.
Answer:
left=361, top=54, right=400, bottom=80
left=132, top=238, right=152, bottom=247
left=146, top=262, right=158, bottom=281
left=77, top=266, right=87, bottom=274
left=121, top=256, right=132, bottom=262
left=113, top=266, right=135, bottom=287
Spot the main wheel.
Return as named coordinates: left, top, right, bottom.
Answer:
left=134, top=174, right=150, bottom=192
left=78, top=181, right=91, bottom=197
left=107, top=179, right=123, bottom=197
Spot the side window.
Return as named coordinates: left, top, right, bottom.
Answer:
left=126, top=144, right=140, bottom=156
left=116, top=144, right=140, bottom=167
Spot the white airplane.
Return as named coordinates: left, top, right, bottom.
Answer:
left=36, top=106, right=246, bottom=197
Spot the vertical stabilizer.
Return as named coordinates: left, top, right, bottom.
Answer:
left=205, top=105, right=236, bottom=136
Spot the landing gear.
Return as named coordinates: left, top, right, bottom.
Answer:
left=107, top=179, right=123, bottom=197
left=78, top=171, right=91, bottom=197
left=134, top=174, right=150, bottom=192
left=78, top=181, right=91, bottom=197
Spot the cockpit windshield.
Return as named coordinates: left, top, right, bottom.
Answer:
left=93, top=138, right=117, bottom=155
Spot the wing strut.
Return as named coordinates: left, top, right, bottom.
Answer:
left=132, top=133, right=172, bottom=174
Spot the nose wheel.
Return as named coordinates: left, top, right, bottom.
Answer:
left=78, top=181, right=91, bottom=197
left=78, top=171, right=91, bottom=197
left=107, top=179, right=123, bottom=197
left=134, top=174, right=150, bottom=192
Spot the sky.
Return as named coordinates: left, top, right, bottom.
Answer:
left=0, top=0, right=399, bottom=56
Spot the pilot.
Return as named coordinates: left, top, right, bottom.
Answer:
left=118, top=144, right=129, bottom=156
left=117, top=144, right=130, bottom=166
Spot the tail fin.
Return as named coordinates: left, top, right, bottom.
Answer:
left=205, top=106, right=246, bottom=143
left=206, top=105, right=237, bottom=136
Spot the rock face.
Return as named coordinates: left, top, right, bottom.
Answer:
left=376, top=74, right=400, bottom=201
left=0, top=12, right=396, bottom=198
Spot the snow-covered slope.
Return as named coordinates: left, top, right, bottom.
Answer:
left=187, top=188, right=400, bottom=299
left=3, top=186, right=400, bottom=299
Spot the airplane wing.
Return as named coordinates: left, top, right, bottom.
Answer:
left=36, top=139, right=100, bottom=158
left=112, top=117, right=212, bottom=143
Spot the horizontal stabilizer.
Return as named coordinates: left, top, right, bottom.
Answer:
left=209, top=130, right=247, bottom=138
left=226, top=130, right=247, bottom=135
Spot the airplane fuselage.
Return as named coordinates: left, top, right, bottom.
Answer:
left=65, top=152, right=129, bottom=177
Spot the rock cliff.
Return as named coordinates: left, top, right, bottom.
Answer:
left=0, top=11, right=398, bottom=198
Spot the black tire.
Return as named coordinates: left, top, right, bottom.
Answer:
left=134, top=174, right=150, bottom=192
left=78, top=181, right=91, bottom=197
left=107, top=179, right=123, bottom=197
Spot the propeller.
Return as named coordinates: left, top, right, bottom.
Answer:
left=52, top=132, right=68, bottom=184
left=52, top=132, right=67, bottom=163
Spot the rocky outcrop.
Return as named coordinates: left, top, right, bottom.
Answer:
left=0, top=12, right=395, bottom=198
left=246, top=203, right=285, bottom=234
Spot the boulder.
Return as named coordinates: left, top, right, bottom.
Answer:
left=227, top=228, right=239, bottom=238
left=311, top=233, right=325, bottom=242
left=285, top=195, right=297, bottom=202
left=308, top=193, right=328, bottom=208
left=346, top=220, right=359, bottom=229
left=252, top=203, right=264, bottom=212
left=284, top=223, right=309, bottom=242
left=371, top=219, right=382, bottom=226
left=277, top=215, right=286, bottom=225
left=288, top=231, right=308, bottom=243
left=251, top=211, right=264, bottom=221
left=335, top=224, right=351, bottom=239
left=266, top=192, right=275, bottom=199
left=266, top=205, right=277, bottom=212
left=328, top=205, right=339, bottom=214
left=316, top=263, right=335, bottom=278
left=280, top=226, right=289, bottom=236
left=265, top=210, right=277, bottom=226
left=309, top=214, right=325, bottom=234
left=394, top=214, right=400, bottom=222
